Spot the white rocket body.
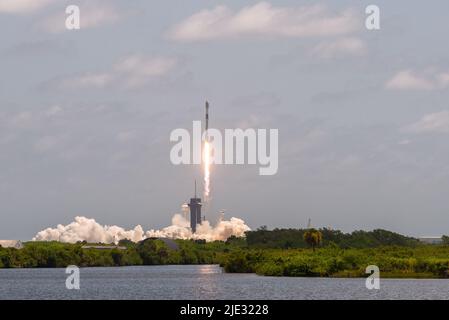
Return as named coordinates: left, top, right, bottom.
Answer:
left=205, top=101, right=209, bottom=132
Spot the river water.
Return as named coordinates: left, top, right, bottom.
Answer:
left=1, top=265, right=448, bottom=300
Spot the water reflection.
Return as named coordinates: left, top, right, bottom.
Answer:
left=1, top=266, right=449, bottom=300
left=198, top=265, right=223, bottom=274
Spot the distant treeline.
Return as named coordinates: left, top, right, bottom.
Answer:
left=242, top=227, right=420, bottom=249
left=0, top=239, right=218, bottom=269
left=2, top=227, right=449, bottom=278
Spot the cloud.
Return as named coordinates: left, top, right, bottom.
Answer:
left=116, top=130, right=137, bottom=143
left=310, top=37, right=365, bottom=59
left=39, top=1, right=125, bottom=33
left=34, top=135, right=64, bottom=152
left=339, top=154, right=361, bottom=167
left=45, top=105, right=63, bottom=117
left=2, top=39, right=69, bottom=58
left=9, top=111, right=33, bottom=128
left=61, top=72, right=114, bottom=89
left=113, top=54, right=178, bottom=87
left=59, top=54, right=177, bottom=89
left=402, top=111, right=449, bottom=133
left=0, top=0, right=55, bottom=14
left=386, top=69, right=449, bottom=91
left=168, top=2, right=359, bottom=42
left=114, top=55, right=178, bottom=77
left=397, top=139, right=411, bottom=145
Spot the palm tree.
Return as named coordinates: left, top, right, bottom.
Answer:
left=303, top=229, right=322, bottom=252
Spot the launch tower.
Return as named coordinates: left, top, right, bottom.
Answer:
left=188, top=181, right=202, bottom=233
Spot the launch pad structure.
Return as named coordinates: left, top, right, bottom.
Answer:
left=188, top=181, right=202, bottom=233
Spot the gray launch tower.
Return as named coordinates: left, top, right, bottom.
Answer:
left=188, top=181, right=202, bottom=233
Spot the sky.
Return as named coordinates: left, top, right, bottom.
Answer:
left=1, top=0, right=449, bottom=239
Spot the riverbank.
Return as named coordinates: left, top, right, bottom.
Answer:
left=223, top=246, right=449, bottom=278
left=1, top=238, right=449, bottom=279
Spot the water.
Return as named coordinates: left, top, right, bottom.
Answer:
left=1, top=265, right=448, bottom=300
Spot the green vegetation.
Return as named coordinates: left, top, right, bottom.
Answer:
left=245, top=227, right=419, bottom=249
left=1, top=228, right=449, bottom=279
left=303, top=229, right=322, bottom=251
left=442, top=235, right=449, bottom=245
left=221, top=246, right=449, bottom=278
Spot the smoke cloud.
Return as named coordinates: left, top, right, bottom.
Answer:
left=147, top=214, right=250, bottom=242
left=33, top=214, right=250, bottom=244
left=32, top=216, right=145, bottom=244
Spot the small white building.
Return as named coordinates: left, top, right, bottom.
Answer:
left=0, top=240, right=24, bottom=249
left=82, top=245, right=126, bottom=250
left=418, top=236, right=442, bottom=244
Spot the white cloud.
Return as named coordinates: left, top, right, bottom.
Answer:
left=340, top=154, right=361, bottom=167
left=45, top=105, right=63, bottom=117
left=61, top=72, right=115, bottom=89
left=437, top=73, right=449, bottom=87
left=34, top=135, right=63, bottom=152
left=168, top=2, right=359, bottom=42
left=296, top=129, right=327, bottom=153
left=113, top=54, right=178, bottom=88
left=0, top=0, right=54, bottom=14
left=59, top=54, right=177, bottom=89
left=40, top=2, right=124, bottom=33
left=397, top=139, right=411, bottom=145
left=9, top=111, right=33, bottom=128
left=386, top=69, right=449, bottom=91
left=310, top=37, right=365, bottom=59
left=402, top=111, right=449, bottom=133
left=116, top=130, right=137, bottom=143
left=113, top=55, right=177, bottom=77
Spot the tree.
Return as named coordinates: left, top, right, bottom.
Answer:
left=223, top=251, right=252, bottom=273
left=442, top=235, right=449, bottom=245
left=111, top=250, right=124, bottom=266
left=303, top=229, right=322, bottom=252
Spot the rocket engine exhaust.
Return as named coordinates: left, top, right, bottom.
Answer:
left=32, top=213, right=251, bottom=243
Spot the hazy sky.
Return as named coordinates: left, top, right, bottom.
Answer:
left=1, top=0, right=449, bottom=239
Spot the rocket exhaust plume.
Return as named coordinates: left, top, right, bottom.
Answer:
left=203, top=140, right=211, bottom=199
left=32, top=212, right=250, bottom=243
left=32, top=216, right=146, bottom=244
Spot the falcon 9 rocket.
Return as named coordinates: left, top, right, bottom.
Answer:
left=205, top=101, right=209, bottom=134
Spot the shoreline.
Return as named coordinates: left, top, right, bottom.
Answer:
left=2, top=238, right=449, bottom=280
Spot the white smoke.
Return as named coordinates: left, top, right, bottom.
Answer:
left=33, top=216, right=145, bottom=244
left=33, top=214, right=250, bottom=244
left=146, top=214, right=250, bottom=241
